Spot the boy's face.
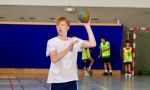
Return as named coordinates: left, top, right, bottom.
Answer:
left=101, top=38, right=105, bottom=43
left=56, top=21, right=70, bottom=36
left=126, top=43, right=130, bottom=47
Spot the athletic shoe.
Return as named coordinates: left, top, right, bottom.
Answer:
left=103, top=72, right=108, bottom=76
left=128, top=73, right=132, bottom=77
left=84, top=72, right=90, bottom=77
left=125, top=73, right=128, bottom=77
left=109, top=72, right=112, bottom=76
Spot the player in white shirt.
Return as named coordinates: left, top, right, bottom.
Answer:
left=46, top=17, right=96, bottom=90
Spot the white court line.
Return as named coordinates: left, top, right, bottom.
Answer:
left=94, top=84, right=108, bottom=90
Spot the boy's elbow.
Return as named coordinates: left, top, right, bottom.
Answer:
left=94, top=42, right=97, bottom=47
left=91, top=42, right=96, bottom=47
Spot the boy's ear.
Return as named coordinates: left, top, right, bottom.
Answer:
left=67, top=26, right=70, bottom=31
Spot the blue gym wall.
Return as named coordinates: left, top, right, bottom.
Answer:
left=0, top=24, right=123, bottom=70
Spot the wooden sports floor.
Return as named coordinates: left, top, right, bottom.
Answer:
left=0, top=74, right=150, bottom=90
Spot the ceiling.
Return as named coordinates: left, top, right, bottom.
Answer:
left=0, top=5, right=150, bottom=28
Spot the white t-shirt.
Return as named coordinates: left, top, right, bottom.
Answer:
left=46, top=37, right=83, bottom=83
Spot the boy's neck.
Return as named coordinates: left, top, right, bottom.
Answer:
left=126, top=46, right=130, bottom=48
left=103, top=41, right=106, bottom=44
left=58, top=35, right=68, bottom=41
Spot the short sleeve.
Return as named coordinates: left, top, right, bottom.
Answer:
left=77, top=38, right=83, bottom=51
left=46, top=40, right=56, bottom=57
left=107, top=42, right=110, bottom=48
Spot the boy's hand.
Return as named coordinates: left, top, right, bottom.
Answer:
left=69, top=40, right=79, bottom=51
left=78, top=19, right=91, bottom=27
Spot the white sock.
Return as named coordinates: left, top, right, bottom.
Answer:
left=88, top=67, right=91, bottom=70
left=109, top=70, right=112, bottom=72
left=105, top=70, right=108, bottom=73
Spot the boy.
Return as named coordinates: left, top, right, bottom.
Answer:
left=46, top=17, right=96, bottom=90
left=98, top=37, right=112, bottom=75
left=82, top=48, right=94, bottom=78
left=123, top=40, right=133, bottom=77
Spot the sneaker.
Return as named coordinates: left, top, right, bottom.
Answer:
left=128, top=73, right=132, bottom=77
left=84, top=76, right=87, bottom=80
left=109, top=72, right=112, bottom=76
left=125, top=73, right=128, bottom=77
left=84, top=72, right=90, bottom=77
left=103, top=72, right=108, bottom=76
left=84, top=72, right=89, bottom=80
left=87, top=70, right=93, bottom=76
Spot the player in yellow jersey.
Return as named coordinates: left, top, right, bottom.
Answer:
left=123, top=40, right=133, bottom=77
left=82, top=48, right=94, bottom=78
left=98, top=37, right=112, bottom=75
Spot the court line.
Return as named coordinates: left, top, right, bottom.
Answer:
left=9, top=78, right=14, bottom=90
left=36, top=79, right=49, bottom=90
left=17, top=78, right=24, bottom=90
left=94, top=83, right=108, bottom=90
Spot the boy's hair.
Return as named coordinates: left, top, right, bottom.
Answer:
left=55, top=17, right=70, bottom=26
left=101, top=36, right=106, bottom=41
left=125, top=40, right=130, bottom=43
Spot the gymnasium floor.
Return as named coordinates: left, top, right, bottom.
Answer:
left=0, top=75, right=150, bottom=90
